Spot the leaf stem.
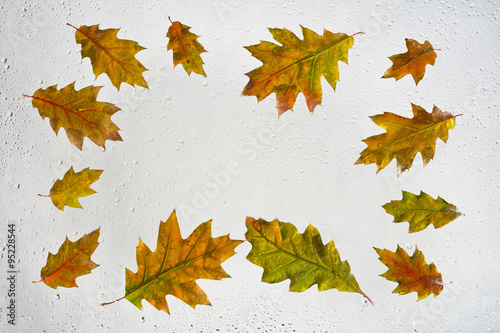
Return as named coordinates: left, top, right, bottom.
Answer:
left=38, top=194, right=51, bottom=197
left=66, top=23, right=78, bottom=31
left=168, top=16, right=173, bottom=24
left=101, top=296, right=125, bottom=306
left=352, top=32, right=365, bottom=37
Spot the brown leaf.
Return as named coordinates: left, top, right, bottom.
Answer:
left=382, top=38, right=437, bottom=85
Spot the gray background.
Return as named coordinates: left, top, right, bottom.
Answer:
left=0, top=0, right=499, bottom=332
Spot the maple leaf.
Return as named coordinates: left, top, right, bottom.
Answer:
left=68, top=23, right=148, bottom=90
left=39, top=166, right=103, bottom=210
left=34, top=228, right=100, bottom=289
left=355, top=104, right=459, bottom=175
left=25, top=82, right=122, bottom=150
left=245, top=217, right=373, bottom=305
left=382, top=38, right=437, bottom=85
left=383, top=191, right=462, bottom=233
left=102, top=210, right=243, bottom=313
left=167, top=17, right=207, bottom=77
left=374, top=245, right=444, bottom=301
left=242, top=27, right=357, bottom=117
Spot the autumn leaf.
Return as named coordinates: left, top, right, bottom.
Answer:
left=245, top=217, right=373, bottom=305
left=25, top=82, right=122, bottom=150
left=374, top=245, right=443, bottom=301
left=102, top=210, right=243, bottom=313
left=39, top=166, right=103, bottom=210
left=68, top=23, right=148, bottom=90
left=355, top=104, right=459, bottom=175
left=242, top=27, right=357, bottom=116
left=167, top=17, right=207, bottom=77
left=34, top=228, right=100, bottom=289
left=383, top=191, right=462, bottom=233
left=382, top=38, right=437, bottom=85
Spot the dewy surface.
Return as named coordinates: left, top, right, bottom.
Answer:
left=0, top=0, right=499, bottom=332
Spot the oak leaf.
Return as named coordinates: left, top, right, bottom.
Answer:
left=34, top=228, right=100, bottom=289
left=245, top=217, right=373, bottom=304
left=69, top=23, right=148, bottom=90
left=355, top=104, right=458, bottom=175
left=25, top=82, right=122, bottom=150
left=167, top=17, right=207, bottom=77
left=382, top=38, right=437, bottom=85
left=383, top=191, right=462, bottom=233
left=374, top=245, right=443, bottom=301
left=242, top=27, right=356, bottom=116
left=102, top=210, right=243, bottom=313
left=39, top=166, right=103, bottom=210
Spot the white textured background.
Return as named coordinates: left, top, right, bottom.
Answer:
left=1, top=0, right=499, bottom=332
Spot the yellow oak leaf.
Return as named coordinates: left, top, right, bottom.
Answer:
left=242, top=26, right=357, bottom=117
left=69, top=23, right=148, bottom=90
left=35, top=228, right=100, bottom=289
left=167, top=17, right=207, bottom=77
left=355, top=104, right=458, bottom=175
left=102, top=211, right=243, bottom=313
left=25, top=82, right=122, bottom=150
left=39, top=166, right=103, bottom=210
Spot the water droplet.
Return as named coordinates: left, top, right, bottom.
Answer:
left=55, top=294, right=60, bottom=300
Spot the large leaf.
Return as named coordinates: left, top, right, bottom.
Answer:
left=242, top=26, right=356, bottom=116
left=166, top=17, right=207, bottom=77
left=383, top=191, right=462, bottom=233
left=35, top=228, right=100, bottom=289
left=69, top=23, right=148, bottom=90
left=39, top=166, right=103, bottom=210
left=382, top=38, right=437, bottom=85
left=374, top=245, right=443, bottom=301
left=25, top=82, right=122, bottom=150
left=245, top=217, right=373, bottom=304
left=355, top=104, right=458, bottom=175
left=102, top=210, right=243, bottom=313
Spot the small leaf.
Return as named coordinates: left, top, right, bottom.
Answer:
left=102, top=210, right=243, bottom=314
left=40, top=166, right=103, bottom=210
left=382, top=38, right=437, bottom=85
left=374, top=245, right=444, bottom=301
left=242, top=27, right=357, bottom=116
left=35, top=228, right=100, bottom=289
left=383, top=191, right=462, bottom=233
left=69, top=23, right=148, bottom=90
left=245, top=217, right=373, bottom=305
left=166, top=17, right=207, bottom=77
left=25, top=82, right=122, bottom=150
left=355, top=104, right=458, bottom=175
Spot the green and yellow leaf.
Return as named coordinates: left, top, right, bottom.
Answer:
left=355, top=104, right=458, bottom=175
left=245, top=217, right=373, bottom=304
left=103, top=210, right=243, bottom=314
left=242, top=27, right=356, bottom=116
left=40, top=166, right=103, bottom=210
left=375, top=245, right=443, bottom=301
left=383, top=191, right=462, bottom=233
left=35, top=228, right=100, bottom=289
left=166, top=17, right=207, bottom=77
left=26, top=82, right=122, bottom=150
left=69, top=23, right=148, bottom=90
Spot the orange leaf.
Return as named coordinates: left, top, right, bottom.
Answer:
left=382, top=38, right=437, bottom=85
left=69, top=23, right=148, bottom=90
left=242, top=26, right=356, bottom=117
left=374, top=245, right=443, bottom=301
left=102, top=211, right=243, bottom=313
left=25, top=82, right=122, bottom=150
left=39, top=166, right=103, bottom=211
left=167, top=17, right=207, bottom=77
left=35, top=228, right=100, bottom=289
left=355, top=104, right=458, bottom=175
